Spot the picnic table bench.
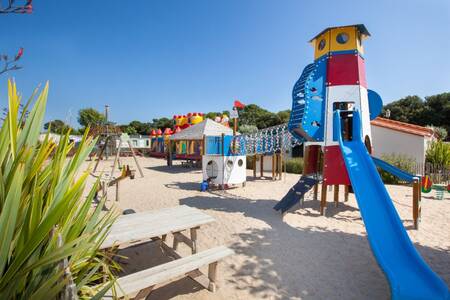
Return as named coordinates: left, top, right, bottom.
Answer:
left=99, top=205, right=233, bottom=299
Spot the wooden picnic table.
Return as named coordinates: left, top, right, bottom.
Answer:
left=101, top=205, right=215, bottom=250
left=99, top=205, right=234, bottom=299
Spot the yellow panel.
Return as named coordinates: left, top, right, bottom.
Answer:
left=313, top=30, right=330, bottom=60
left=330, top=27, right=358, bottom=52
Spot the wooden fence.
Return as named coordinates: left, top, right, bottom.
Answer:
left=410, top=162, right=449, bottom=184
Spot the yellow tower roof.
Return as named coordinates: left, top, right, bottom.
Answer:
left=309, top=24, right=370, bottom=42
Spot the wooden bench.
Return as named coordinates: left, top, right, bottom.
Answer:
left=102, top=246, right=234, bottom=299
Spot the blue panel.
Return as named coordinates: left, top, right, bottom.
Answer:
left=288, top=63, right=315, bottom=141
left=206, top=135, right=246, bottom=156
left=300, top=56, right=327, bottom=141
left=224, top=135, right=246, bottom=156
left=205, top=136, right=222, bottom=155
left=368, top=89, right=383, bottom=120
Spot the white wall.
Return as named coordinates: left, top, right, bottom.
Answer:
left=370, top=125, right=430, bottom=164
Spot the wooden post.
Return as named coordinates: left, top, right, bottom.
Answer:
left=115, top=180, right=119, bottom=202
left=320, top=183, right=327, bottom=215
left=313, top=183, right=318, bottom=201
left=93, top=136, right=108, bottom=172
left=413, top=178, right=421, bottom=229
left=303, top=145, right=310, bottom=176
left=202, top=134, right=206, bottom=155
left=344, top=185, right=349, bottom=202
left=208, top=262, right=218, bottom=292
left=278, top=153, right=282, bottom=180
left=334, top=185, right=339, bottom=207
left=253, top=154, right=257, bottom=178
left=271, top=155, right=276, bottom=180
left=260, top=155, right=264, bottom=178
left=167, top=139, right=173, bottom=167
left=111, top=137, right=122, bottom=176
left=190, top=228, right=198, bottom=254
left=127, top=141, right=144, bottom=177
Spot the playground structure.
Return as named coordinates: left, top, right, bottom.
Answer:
left=271, top=24, right=449, bottom=299
left=202, top=134, right=247, bottom=188
left=149, top=112, right=205, bottom=160
left=201, top=122, right=304, bottom=188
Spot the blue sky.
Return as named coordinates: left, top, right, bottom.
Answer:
left=1, top=0, right=449, bottom=127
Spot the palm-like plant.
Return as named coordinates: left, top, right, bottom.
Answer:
left=0, top=80, right=118, bottom=299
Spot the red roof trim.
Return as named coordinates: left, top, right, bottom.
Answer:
left=370, top=117, right=434, bottom=137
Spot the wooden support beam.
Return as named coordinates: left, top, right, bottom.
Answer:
left=313, top=183, right=318, bottom=201
left=413, top=179, right=421, bottom=230
left=344, top=185, right=349, bottom=202
left=272, top=155, right=276, bottom=180
left=208, top=262, right=218, bottom=292
left=253, top=154, right=257, bottom=178
left=190, top=227, right=198, bottom=254
left=260, top=155, right=264, bottom=178
left=320, top=183, right=327, bottom=215
left=334, top=185, right=339, bottom=207
left=111, top=138, right=121, bottom=176
left=127, top=140, right=144, bottom=177
left=135, top=286, right=154, bottom=300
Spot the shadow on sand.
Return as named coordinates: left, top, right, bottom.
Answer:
left=174, top=192, right=450, bottom=300
left=145, top=164, right=202, bottom=174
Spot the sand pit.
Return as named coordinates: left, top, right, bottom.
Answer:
left=87, top=157, right=450, bottom=300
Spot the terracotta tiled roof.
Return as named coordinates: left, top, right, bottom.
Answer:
left=370, top=117, right=434, bottom=137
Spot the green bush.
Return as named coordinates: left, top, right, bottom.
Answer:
left=426, top=140, right=450, bottom=167
left=0, top=81, right=118, bottom=299
left=246, top=156, right=303, bottom=174
left=378, top=153, right=415, bottom=184
left=285, top=158, right=304, bottom=174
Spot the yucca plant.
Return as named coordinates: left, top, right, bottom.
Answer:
left=0, top=80, right=118, bottom=299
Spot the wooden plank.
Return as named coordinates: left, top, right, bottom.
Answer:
left=104, top=246, right=234, bottom=298
left=101, top=206, right=215, bottom=249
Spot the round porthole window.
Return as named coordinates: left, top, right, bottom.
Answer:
left=227, top=160, right=234, bottom=168
left=318, top=39, right=326, bottom=51
left=206, top=160, right=218, bottom=179
left=336, top=33, right=349, bottom=44
left=238, top=159, right=243, bottom=167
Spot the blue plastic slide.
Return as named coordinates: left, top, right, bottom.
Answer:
left=372, top=156, right=416, bottom=183
left=334, top=110, right=449, bottom=300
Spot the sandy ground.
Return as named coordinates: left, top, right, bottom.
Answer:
left=87, top=157, right=450, bottom=300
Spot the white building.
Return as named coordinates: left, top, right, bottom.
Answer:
left=128, top=135, right=151, bottom=149
left=370, top=117, right=435, bottom=164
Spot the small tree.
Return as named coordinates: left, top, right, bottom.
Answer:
left=427, top=125, right=448, bottom=141
left=238, top=124, right=258, bottom=134
left=78, top=108, right=106, bottom=128
left=44, top=119, right=73, bottom=134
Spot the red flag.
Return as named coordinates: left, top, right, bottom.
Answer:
left=234, top=100, right=245, bottom=109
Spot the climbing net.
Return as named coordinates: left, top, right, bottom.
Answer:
left=235, top=123, right=303, bottom=155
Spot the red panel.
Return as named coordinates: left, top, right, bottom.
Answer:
left=357, top=55, right=367, bottom=88
left=323, top=145, right=350, bottom=185
left=327, top=54, right=367, bottom=88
